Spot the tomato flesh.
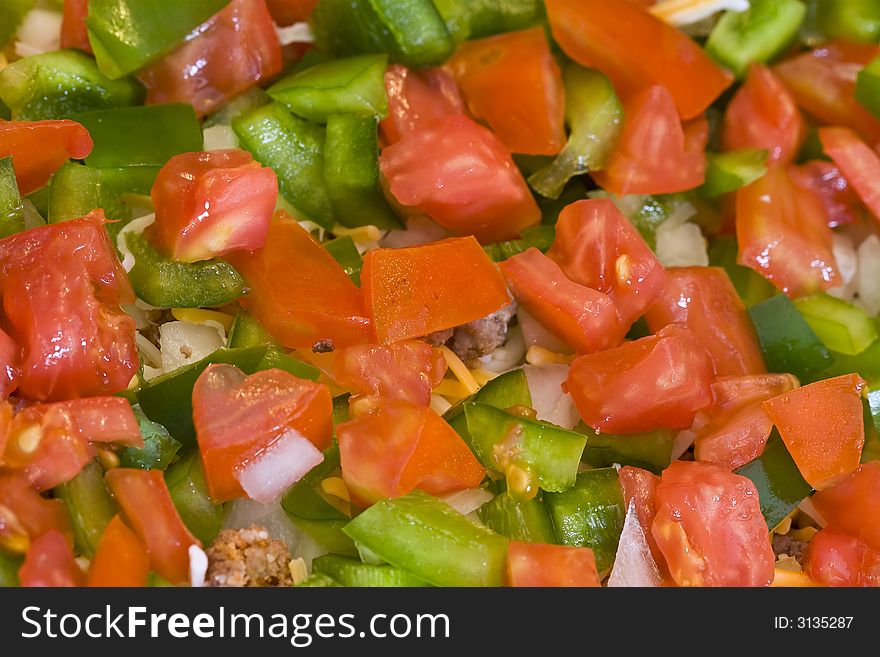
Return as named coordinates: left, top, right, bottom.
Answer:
left=811, top=462, right=880, bottom=551
left=380, top=64, right=464, bottom=145
left=0, top=472, right=71, bottom=552
left=506, top=541, right=601, bottom=587
left=618, top=465, right=665, bottom=575
left=61, top=0, right=91, bottom=53
left=18, top=530, right=84, bottom=587
left=818, top=127, right=880, bottom=223
left=87, top=515, right=151, bottom=587
left=265, top=0, right=318, bottom=25
left=805, top=530, right=880, bottom=587
left=790, top=161, right=863, bottom=228
left=0, top=120, right=93, bottom=195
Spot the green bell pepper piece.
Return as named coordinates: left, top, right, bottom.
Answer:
left=0, top=551, right=21, bottom=587
left=324, top=114, right=402, bottom=230
left=333, top=393, right=351, bottom=426
left=483, top=225, right=556, bottom=262
left=0, top=49, right=144, bottom=121
left=118, top=406, right=182, bottom=470
left=47, top=162, right=104, bottom=224
left=528, top=65, right=623, bottom=200
left=856, top=56, right=880, bottom=119
left=233, top=102, right=334, bottom=229
left=748, top=294, right=833, bottom=383
left=708, top=236, right=777, bottom=307
left=0, top=0, right=35, bottom=49
left=735, top=430, right=813, bottom=529
left=813, top=0, right=880, bottom=43
left=313, top=554, right=428, bottom=587
left=136, top=345, right=268, bottom=446
left=227, top=310, right=276, bottom=349
left=294, top=518, right=359, bottom=557
left=462, top=402, right=587, bottom=494
left=86, top=0, right=231, bottom=79
left=324, top=236, right=364, bottom=285
left=124, top=231, right=247, bottom=309
left=0, top=156, right=24, bottom=238
left=705, top=0, right=807, bottom=79
left=54, top=460, right=117, bottom=558
left=312, top=0, right=454, bottom=68
left=861, top=393, right=880, bottom=462
left=431, top=0, right=541, bottom=42
left=700, top=149, right=768, bottom=198
left=269, top=55, right=389, bottom=123
left=445, top=368, right=533, bottom=434
left=343, top=490, right=509, bottom=587
left=296, top=573, right=342, bottom=587
left=823, top=334, right=880, bottom=383
left=794, top=293, right=878, bottom=356
left=203, top=87, right=271, bottom=129
left=545, top=468, right=625, bottom=573
left=256, top=347, right=321, bottom=381
left=477, top=491, right=557, bottom=543
left=580, top=428, right=675, bottom=475
left=164, top=451, right=224, bottom=545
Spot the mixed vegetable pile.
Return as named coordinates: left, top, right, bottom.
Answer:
left=1, top=0, right=880, bottom=589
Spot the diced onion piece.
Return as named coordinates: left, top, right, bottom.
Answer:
left=857, top=235, right=880, bottom=316
left=236, top=429, right=324, bottom=504
left=656, top=220, right=708, bottom=267
left=158, top=321, right=225, bottom=373
left=116, top=213, right=156, bottom=272
left=650, top=0, right=750, bottom=27
left=188, top=544, right=208, bottom=588
left=439, top=488, right=494, bottom=516
left=522, top=363, right=580, bottom=429
left=14, top=8, right=62, bottom=57
left=276, top=22, right=314, bottom=46
left=671, top=429, right=696, bottom=461
left=828, top=233, right=859, bottom=302
left=608, top=501, right=662, bottom=587
left=202, top=125, right=239, bottom=151
left=517, top=306, right=572, bottom=354
left=380, top=214, right=448, bottom=248
left=429, top=393, right=453, bottom=415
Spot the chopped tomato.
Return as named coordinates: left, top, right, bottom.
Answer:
left=775, top=40, right=880, bottom=146
left=506, top=541, right=601, bottom=587
left=790, top=161, right=863, bottom=228
left=548, top=198, right=666, bottom=331
left=227, top=212, right=373, bottom=349
left=150, top=149, right=278, bottom=263
left=42, top=397, right=142, bottom=446
left=721, top=64, right=805, bottom=164
left=762, top=374, right=866, bottom=490
left=449, top=27, right=566, bottom=156
left=0, top=472, right=71, bottom=552
left=61, top=0, right=91, bottom=53
left=805, top=530, right=880, bottom=587
left=818, top=127, right=880, bottom=222
left=333, top=341, right=447, bottom=406
left=812, top=462, right=880, bottom=551
left=0, top=401, right=11, bottom=464
left=0, top=328, right=19, bottom=401
left=361, top=236, right=510, bottom=344
left=265, top=0, right=317, bottom=25
left=591, top=86, right=708, bottom=196
left=565, top=326, right=715, bottom=434
left=618, top=466, right=666, bottom=574
left=140, top=0, right=283, bottom=117
left=544, top=0, right=732, bottom=120
left=694, top=374, right=799, bottom=470
left=105, top=468, right=200, bottom=585
left=380, top=64, right=464, bottom=145
left=499, top=248, right=622, bottom=354
left=645, top=267, right=766, bottom=376
left=87, top=515, right=151, bottom=587
left=18, top=530, right=83, bottom=587
left=0, top=120, right=93, bottom=195
left=380, top=114, right=540, bottom=243
left=337, top=399, right=486, bottom=507
left=736, top=164, right=838, bottom=298
left=0, top=212, right=138, bottom=401
left=651, top=460, right=775, bottom=587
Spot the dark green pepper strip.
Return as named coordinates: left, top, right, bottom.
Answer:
left=0, top=550, right=21, bottom=587
left=54, top=460, right=117, bottom=558
left=814, top=0, right=880, bottom=43
left=0, top=156, right=24, bottom=238
left=477, top=491, right=557, bottom=543
left=545, top=468, right=625, bottom=573
left=86, top=0, right=231, bottom=79
left=445, top=368, right=532, bottom=434
left=708, top=236, right=777, bottom=307
left=165, top=451, right=224, bottom=545
left=528, top=65, right=623, bottom=200
left=324, top=236, right=364, bottom=285
left=333, top=393, right=351, bottom=426
left=48, top=162, right=103, bottom=223
left=256, top=347, right=321, bottom=381
left=705, top=0, right=807, bottom=79
left=794, top=293, right=878, bottom=356
left=0, top=49, right=145, bottom=121
left=343, top=490, right=509, bottom=587
left=483, top=225, right=556, bottom=262
left=282, top=447, right=349, bottom=521
left=227, top=310, right=276, bottom=349
left=323, top=114, right=402, bottom=230
left=862, top=388, right=880, bottom=462
left=821, top=330, right=880, bottom=383
left=700, top=149, right=768, bottom=198
left=313, top=554, right=429, bottom=587
left=432, top=0, right=542, bottom=43
left=735, top=430, right=813, bottom=529
left=118, top=406, right=182, bottom=470
left=233, top=102, right=334, bottom=229
left=124, top=230, right=246, bottom=309
left=269, top=55, right=389, bottom=123
left=579, top=426, right=675, bottom=475
left=462, top=402, right=587, bottom=494
left=0, top=0, right=35, bottom=49
left=136, top=345, right=268, bottom=445
left=312, top=0, right=454, bottom=68
left=296, top=573, right=342, bottom=587
left=856, top=56, right=880, bottom=120
left=748, top=294, right=833, bottom=383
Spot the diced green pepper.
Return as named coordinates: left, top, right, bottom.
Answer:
left=822, top=324, right=880, bottom=382
left=227, top=310, right=276, bottom=349
left=294, top=518, right=359, bottom=557
left=862, top=388, right=880, bottom=462
left=312, top=0, right=454, bottom=68
left=794, top=293, right=878, bottom=356
left=282, top=447, right=349, bottom=521
left=700, top=149, right=769, bottom=198
left=483, top=225, right=556, bottom=262
left=203, top=87, right=271, bottom=129
left=54, top=460, right=117, bottom=558
left=748, top=294, right=833, bottom=383
left=136, top=345, right=268, bottom=446
left=580, top=428, right=675, bottom=475
left=324, top=236, right=364, bottom=285
left=478, top=491, right=557, bottom=543
left=333, top=394, right=351, bottom=426
left=814, top=0, right=880, bottom=43
left=0, top=156, right=24, bottom=238
left=323, top=114, right=402, bottom=230
left=86, top=0, right=231, bottom=79
left=856, top=56, right=880, bottom=119
left=0, top=97, right=8, bottom=121
left=708, top=236, right=777, bottom=307
left=735, top=430, right=813, bottom=529
left=123, top=231, right=247, bottom=309
left=528, top=65, right=623, bottom=200
left=118, top=406, right=182, bottom=470
left=269, top=55, right=389, bottom=123
left=164, top=451, right=224, bottom=545
left=47, top=162, right=119, bottom=224
left=431, top=0, right=542, bottom=42
left=296, top=573, right=342, bottom=587
left=705, top=0, right=807, bottom=79
left=0, top=0, right=35, bottom=49
left=545, top=468, right=625, bottom=573
left=343, top=490, right=509, bottom=587
left=256, top=347, right=321, bottom=381
left=445, top=368, right=533, bottom=437
left=233, top=102, right=334, bottom=229
left=0, top=551, right=21, bottom=587
left=313, top=554, right=429, bottom=587
left=0, top=49, right=144, bottom=121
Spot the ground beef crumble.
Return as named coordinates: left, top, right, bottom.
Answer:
left=772, top=534, right=808, bottom=564
left=205, top=525, right=293, bottom=587
left=423, top=301, right=517, bottom=363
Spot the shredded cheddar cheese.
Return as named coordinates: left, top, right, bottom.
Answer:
left=650, top=0, right=749, bottom=26
left=771, top=569, right=820, bottom=587
left=171, top=308, right=234, bottom=331
left=331, top=223, right=383, bottom=244
left=438, top=345, right=480, bottom=395
left=434, top=378, right=472, bottom=400
left=320, top=476, right=351, bottom=502
left=470, top=368, right=498, bottom=386
left=525, top=345, right=573, bottom=366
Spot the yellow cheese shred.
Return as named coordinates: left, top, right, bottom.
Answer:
left=171, top=308, right=234, bottom=331
left=438, top=345, right=480, bottom=395
left=331, top=223, right=383, bottom=244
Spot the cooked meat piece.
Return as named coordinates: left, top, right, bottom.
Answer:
left=422, top=328, right=454, bottom=346
left=772, top=534, right=808, bottom=564
left=447, top=301, right=517, bottom=363
left=312, top=339, right=335, bottom=353
left=205, top=525, right=293, bottom=587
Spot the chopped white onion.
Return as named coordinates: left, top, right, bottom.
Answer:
left=202, top=124, right=239, bottom=151
left=158, top=321, right=225, bottom=373
left=14, top=8, right=62, bottom=58
left=671, top=429, right=696, bottom=461
left=380, top=214, right=448, bottom=248
left=656, top=220, right=708, bottom=268
left=608, top=501, right=662, bottom=587
left=116, top=213, right=156, bottom=273
left=476, top=324, right=527, bottom=374
left=188, top=544, right=208, bottom=588
left=522, top=363, right=580, bottom=429
left=517, top=306, right=572, bottom=354
left=429, top=393, right=453, bottom=416
left=276, top=22, right=314, bottom=46
left=651, top=0, right=749, bottom=27
left=237, top=429, right=324, bottom=504
left=135, top=332, right=163, bottom=369
left=439, top=488, right=494, bottom=516
left=828, top=233, right=859, bottom=302
left=857, top=235, right=880, bottom=316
